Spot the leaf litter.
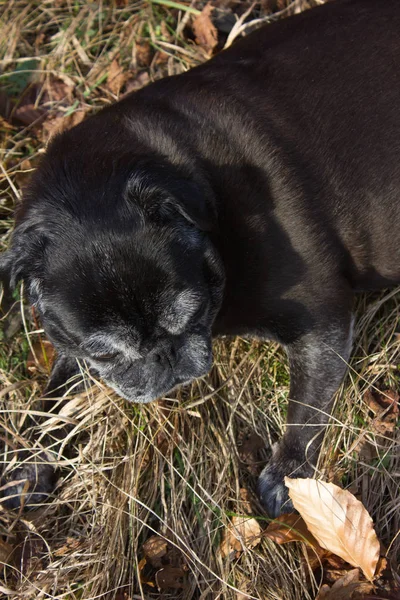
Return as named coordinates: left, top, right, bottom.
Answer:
left=285, top=478, right=381, bottom=581
left=139, top=534, right=188, bottom=591
left=192, top=3, right=219, bottom=55
left=1, top=2, right=399, bottom=599
left=221, top=515, right=262, bottom=560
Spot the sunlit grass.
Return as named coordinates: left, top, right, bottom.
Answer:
left=0, top=1, right=398, bottom=599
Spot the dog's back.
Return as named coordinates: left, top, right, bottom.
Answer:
left=104, top=0, right=400, bottom=296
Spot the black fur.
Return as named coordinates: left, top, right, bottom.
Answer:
left=2, top=0, right=400, bottom=516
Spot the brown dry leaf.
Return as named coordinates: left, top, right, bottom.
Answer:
left=221, top=516, right=262, bottom=559
left=143, top=535, right=168, bottom=568
left=155, top=565, right=187, bottom=590
left=138, top=559, right=156, bottom=588
left=138, top=557, right=147, bottom=571
left=137, top=557, right=156, bottom=588
left=13, top=104, right=44, bottom=127
left=239, top=487, right=252, bottom=513
left=54, top=537, right=83, bottom=557
left=106, top=58, right=126, bottom=96
left=265, top=513, right=320, bottom=547
left=114, top=593, right=130, bottom=600
left=123, top=72, right=150, bottom=95
left=27, top=339, right=55, bottom=374
left=135, top=41, right=153, bottom=68
left=264, top=513, right=342, bottom=573
left=316, top=569, right=374, bottom=599
left=285, top=478, right=380, bottom=581
left=45, top=77, right=74, bottom=103
left=364, top=389, right=399, bottom=435
left=236, top=592, right=250, bottom=600
left=40, top=107, right=87, bottom=142
left=374, top=557, right=388, bottom=579
left=13, top=77, right=74, bottom=128
left=307, top=550, right=349, bottom=575
left=192, top=3, right=218, bottom=54
left=15, top=158, right=33, bottom=189
left=153, top=50, right=169, bottom=69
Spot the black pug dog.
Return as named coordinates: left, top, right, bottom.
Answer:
left=1, top=0, right=400, bottom=517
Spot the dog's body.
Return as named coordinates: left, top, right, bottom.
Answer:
left=2, top=0, right=400, bottom=516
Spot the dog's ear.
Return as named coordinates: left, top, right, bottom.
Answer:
left=0, top=250, right=16, bottom=314
left=0, top=221, right=48, bottom=309
left=162, top=178, right=216, bottom=232
left=125, top=162, right=217, bottom=232
left=0, top=250, right=14, bottom=288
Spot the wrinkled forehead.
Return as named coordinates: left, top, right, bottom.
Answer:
left=38, top=235, right=205, bottom=348
left=80, top=287, right=202, bottom=350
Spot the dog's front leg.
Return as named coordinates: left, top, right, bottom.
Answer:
left=1, top=355, right=83, bottom=510
left=258, top=314, right=354, bottom=517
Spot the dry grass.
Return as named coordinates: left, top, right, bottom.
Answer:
left=0, top=1, right=399, bottom=599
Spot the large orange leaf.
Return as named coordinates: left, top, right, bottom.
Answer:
left=285, top=478, right=380, bottom=581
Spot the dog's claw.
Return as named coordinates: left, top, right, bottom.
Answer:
left=0, top=451, right=57, bottom=511
left=257, top=443, right=314, bottom=518
left=257, top=462, right=295, bottom=518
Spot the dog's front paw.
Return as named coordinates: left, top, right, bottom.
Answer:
left=1, top=451, right=57, bottom=511
left=257, top=444, right=314, bottom=518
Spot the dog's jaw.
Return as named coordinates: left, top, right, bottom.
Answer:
left=99, top=332, right=214, bottom=403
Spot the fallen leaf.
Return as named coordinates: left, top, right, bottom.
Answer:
left=265, top=513, right=319, bottom=547
left=135, top=41, right=153, bottom=68
left=239, top=487, right=253, bottom=513
left=15, top=158, right=34, bottom=189
left=221, top=516, right=262, bottom=559
left=143, top=535, right=168, bottom=568
left=155, top=565, right=187, bottom=590
left=352, top=389, right=399, bottom=464
left=123, top=72, right=150, bottom=95
left=27, top=339, right=55, bottom=374
left=192, top=3, right=218, bottom=54
left=54, top=537, right=83, bottom=557
left=137, top=557, right=156, bottom=588
left=45, top=77, right=74, bottom=103
left=12, top=76, right=74, bottom=128
left=13, top=103, right=45, bottom=127
left=152, top=50, right=169, bottom=69
left=316, top=569, right=374, bottom=599
left=264, top=512, right=344, bottom=573
left=106, top=58, right=126, bottom=96
left=364, top=389, right=399, bottom=435
left=40, top=107, right=87, bottom=142
left=375, top=557, right=388, bottom=579
left=140, top=532, right=188, bottom=589
left=285, top=478, right=380, bottom=581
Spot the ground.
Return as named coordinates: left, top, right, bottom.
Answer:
left=0, top=1, right=399, bottom=599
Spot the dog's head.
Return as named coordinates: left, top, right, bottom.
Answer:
left=0, top=128, right=224, bottom=403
